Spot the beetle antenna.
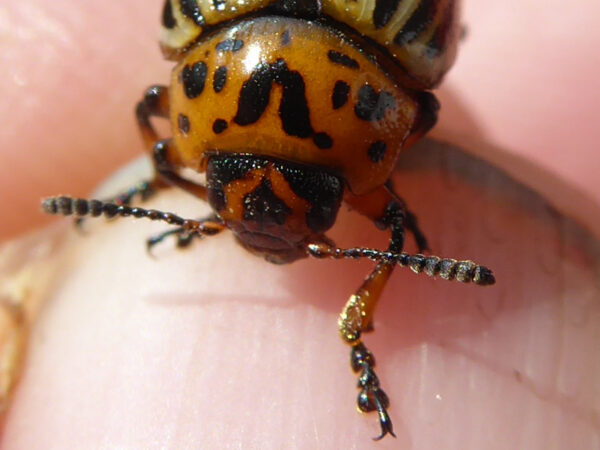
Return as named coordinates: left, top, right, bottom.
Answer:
left=307, top=243, right=495, bottom=286
left=42, top=196, right=495, bottom=286
left=41, top=196, right=223, bottom=237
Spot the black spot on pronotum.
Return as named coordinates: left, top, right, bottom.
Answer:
left=178, top=113, right=190, bottom=135
left=212, top=119, right=228, bottom=134
left=180, top=0, right=205, bottom=26
left=373, top=0, right=401, bottom=29
left=234, top=59, right=334, bottom=149
left=281, top=30, right=291, bottom=46
left=182, top=61, right=208, bottom=99
left=213, top=0, right=226, bottom=11
left=213, top=66, right=227, bottom=93
left=313, top=133, right=333, bottom=149
left=275, top=61, right=313, bottom=138
left=332, top=80, right=350, bottom=109
left=216, top=39, right=244, bottom=52
left=234, top=59, right=312, bottom=138
left=393, top=0, right=437, bottom=46
left=367, top=141, right=387, bottom=163
left=162, top=0, right=176, bottom=28
left=354, top=84, right=396, bottom=121
left=233, top=62, right=275, bottom=126
left=327, top=50, right=359, bottom=70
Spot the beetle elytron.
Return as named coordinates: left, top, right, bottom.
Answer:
left=43, top=0, right=495, bottom=440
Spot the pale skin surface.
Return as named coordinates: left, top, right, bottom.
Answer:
left=1, top=1, right=600, bottom=449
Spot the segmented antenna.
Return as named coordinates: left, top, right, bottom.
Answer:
left=41, top=196, right=221, bottom=236
left=42, top=196, right=495, bottom=285
left=307, top=243, right=495, bottom=286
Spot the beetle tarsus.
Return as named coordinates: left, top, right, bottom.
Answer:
left=146, top=226, right=195, bottom=254
left=372, top=396, right=396, bottom=441
left=146, top=214, right=224, bottom=253
left=351, top=342, right=396, bottom=440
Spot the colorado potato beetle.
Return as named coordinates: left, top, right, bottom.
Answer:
left=43, top=0, right=495, bottom=440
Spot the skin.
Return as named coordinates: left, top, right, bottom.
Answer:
left=1, top=1, right=599, bottom=448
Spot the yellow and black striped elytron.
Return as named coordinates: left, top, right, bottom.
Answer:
left=42, top=0, right=495, bottom=440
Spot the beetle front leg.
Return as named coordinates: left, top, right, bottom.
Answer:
left=343, top=262, right=397, bottom=440
left=146, top=213, right=224, bottom=253
left=74, top=85, right=214, bottom=247
left=151, top=139, right=208, bottom=201
left=337, top=185, right=408, bottom=440
left=136, top=85, right=170, bottom=150
left=104, top=85, right=177, bottom=204
left=137, top=84, right=206, bottom=199
left=77, top=86, right=174, bottom=227
left=99, top=83, right=209, bottom=207
left=385, top=180, right=428, bottom=252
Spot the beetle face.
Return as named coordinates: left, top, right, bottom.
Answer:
left=205, top=154, right=344, bottom=263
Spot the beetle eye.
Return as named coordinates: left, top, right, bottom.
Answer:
left=162, top=0, right=177, bottom=29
